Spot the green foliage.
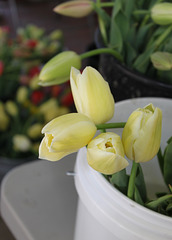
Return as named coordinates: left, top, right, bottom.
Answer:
left=95, top=0, right=172, bottom=84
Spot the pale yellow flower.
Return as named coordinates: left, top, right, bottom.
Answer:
left=27, top=123, right=43, bottom=139
left=87, top=132, right=128, bottom=175
left=5, top=101, right=18, bottom=117
left=122, top=103, right=162, bottom=163
left=39, top=113, right=96, bottom=161
left=0, top=102, right=9, bottom=131
left=16, top=86, right=28, bottom=103
left=13, top=134, right=31, bottom=152
left=70, top=66, right=115, bottom=124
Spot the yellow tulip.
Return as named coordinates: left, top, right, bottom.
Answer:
left=13, top=135, right=31, bottom=152
left=53, top=0, right=93, bottom=18
left=122, top=103, right=162, bottom=163
left=39, top=113, right=96, bottom=161
left=27, top=123, right=43, bottom=139
left=5, top=101, right=18, bottom=117
left=87, top=132, right=128, bottom=175
left=0, top=102, right=9, bottom=131
left=16, top=86, right=28, bottom=103
left=70, top=66, right=115, bottom=124
left=39, top=51, right=81, bottom=86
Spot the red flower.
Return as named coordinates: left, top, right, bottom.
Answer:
left=0, top=61, right=4, bottom=76
left=51, top=85, right=62, bottom=97
left=31, top=90, right=44, bottom=105
left=29, top=66, right=40, bottom=77
left=26, top=39, right=38, bottom=48
left=61, top=91, right=74, bottom=107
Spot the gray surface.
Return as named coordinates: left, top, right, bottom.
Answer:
left=0, top=154, right=78, bottom=240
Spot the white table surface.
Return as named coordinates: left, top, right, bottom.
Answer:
left=0, top=153, right=78, bottom=240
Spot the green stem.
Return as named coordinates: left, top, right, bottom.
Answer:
left=133, top=10, right=150, bottom=15
left=98, top=2, right=114, bottom=8
left=80, top=48, right=123, bottom=62
left=155, top=25, right=172, bottom=49
left=96, top=122, right=126, bottom=130
left=127, top=161, right=139, bottom=200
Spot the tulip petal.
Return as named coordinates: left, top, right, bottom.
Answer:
left=39, top=113, right=96, bottom=161
left=39, top=136, right=73, bottom=161
left=122, top=103, right=162, bottom=163
left=70, top=66, right=115, bottom=124
left=87, top=132, right=128, bottom=175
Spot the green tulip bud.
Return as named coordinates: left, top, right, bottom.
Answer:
left=39, top=51, right=81, bottom=86
left=151, top=3, right=172, bottom=25
left=122, top=103, right=162, bottom=163
left=53, top=0, right=93, bottom=18
left=151, top=52, right=172, bottom=71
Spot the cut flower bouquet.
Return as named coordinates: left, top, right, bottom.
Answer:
left=39, top=65, right=172, bottom=217
left=0, top=25, right=73, bottom=159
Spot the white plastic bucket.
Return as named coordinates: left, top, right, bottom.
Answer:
left=74, top=98, right=172, bottom=240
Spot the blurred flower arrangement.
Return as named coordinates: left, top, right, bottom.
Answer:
left=0, top=25, right=73, bottom=159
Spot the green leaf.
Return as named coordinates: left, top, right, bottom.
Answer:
left=124, top=0, right=135, bottom=19
left=135, top=164, right=147, bottom=203
left=133, top=45, right=155, bottom=73
left=134, top=186, right=144, bottom=206
left=135, top=23, right=154, bottom=51
left=124, top=42, right=137, bottom=67
left=157, top=147, right=164, bottom=175
left=146, top=194, right=172, bottom=211
left=111, top=0, right=122, bottom=18
left=110, top=169, right=129, bottom=195
left=109, top=21, right=123, bottom=52
left=163, top=138, right=172, bottom=186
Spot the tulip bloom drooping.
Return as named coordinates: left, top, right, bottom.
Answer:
left=70, top=66, right=115, bottom=125
left=122, top=103, right=162, bottom=163
left=39, top=113, right=96, bottom=161
left=87, top=132, right=129, bottom=175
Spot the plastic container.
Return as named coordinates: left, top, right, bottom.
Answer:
left=74, top=98, right=172, bottom=240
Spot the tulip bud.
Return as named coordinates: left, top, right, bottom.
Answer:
left=13, top=134, right=31, bottom=152
left=5, top=101, right=18, bottom=117
left=39, top=99, right=62, bottom=122
left=53, top=0, right=93, bottom=18
left=0, top=102, right=9, bottom=131
left=16, top=86, right=28, bottom=103
left=122, top=103, right=162, bottom=163
left=151, top=52, right=172, bottom=71
left=49, top=30, right=63, bottom=41
left=39, top=113, right=96, bottom=161
left=39, top=51, right=81, bottom=86
left=27, top=123, right=43, bottom=139
left=87, top=132, right=128, bottom=175
left=151, top=3, right=172, bottom=25
left=70, top=66, right=115, bottom=124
